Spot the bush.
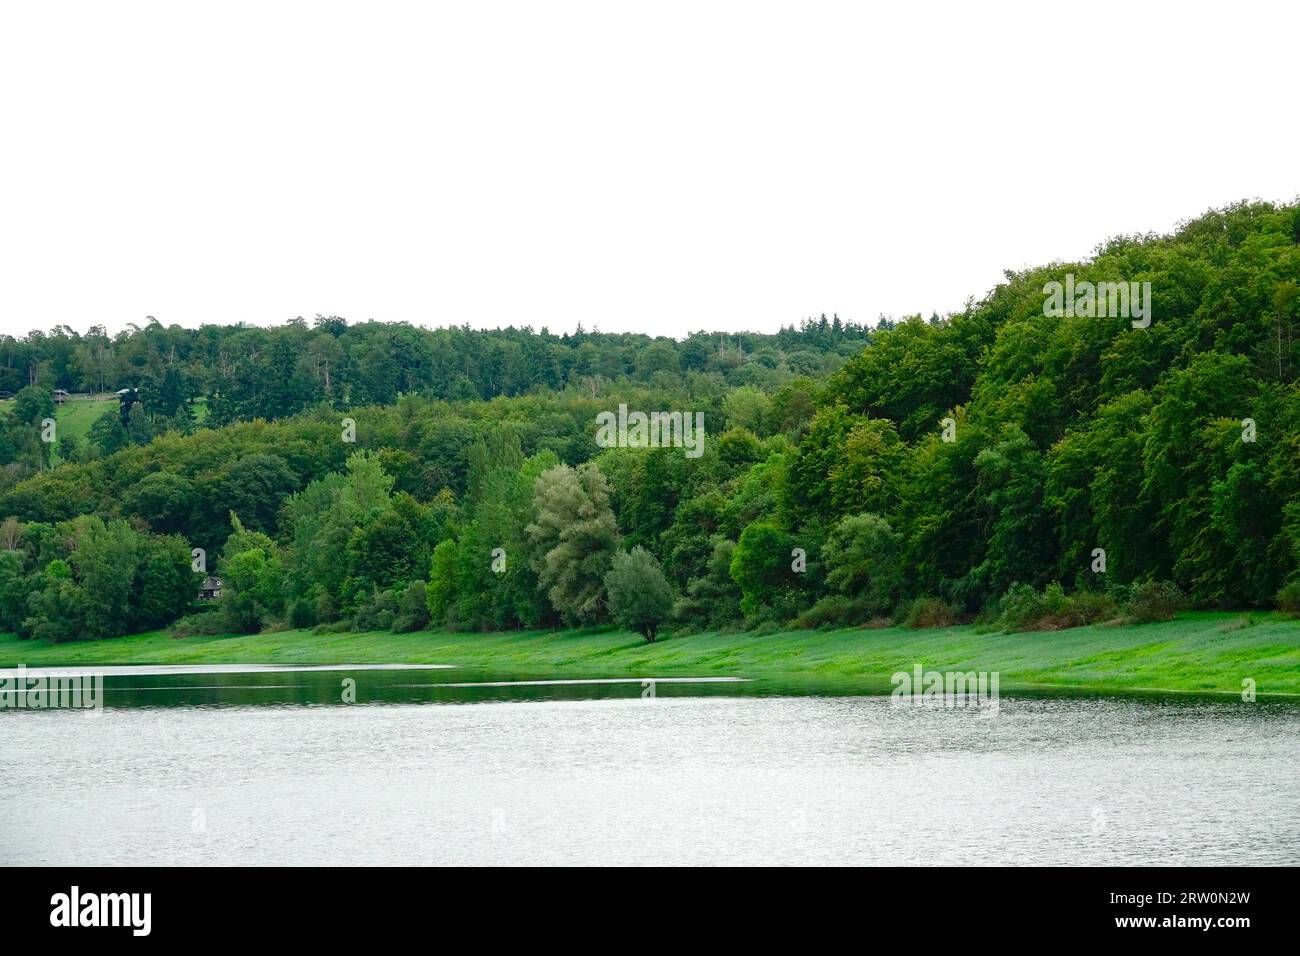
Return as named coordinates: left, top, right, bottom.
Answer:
left=794, top=595, right=875, bottom=629
left=996, top=582, right=1117, bottom=632
left=315, top=589, right=339, bottom=624
left=168, top=610, right=227, bottom=637
left=1275, top=580, right=1300, bottom=613
left=1125, top=580, right=1186, bottom=623
left=997, top=582, right=1047, bottom=630
left=352, top=588, right=399, bottom=632
left=903, top=597, right=961, bottom=629
left=1070, top=590, right=1119, bottom=625
left=1105, top=581, right=1133, bottom=609
left=392, top=581, right=431, bottom=633
left=287, top=597, right=317, bottom=630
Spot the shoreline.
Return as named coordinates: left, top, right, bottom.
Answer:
left=1, top=610, right=1296, bottom=699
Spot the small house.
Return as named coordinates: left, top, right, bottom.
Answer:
left=53, top=389, right=70, bottom=404
left=199, top=576, right=223, bottom=601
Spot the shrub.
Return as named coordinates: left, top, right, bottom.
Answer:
left=392, top=581, right=430, bottom=633
left=996, top=582, right=1117, bottom=632
left=1275, top=580, right=1300, bottom=613
left=794, top=595, right=875, bottom=629
left=1105, top=581, right=1133, bottom=609
left=903, top=597, right=961, bottom=629
left=1125, top=580, right=1186, bottom=623
left=997, top=582, right=1046, bottom=630
left=287, top=597, right=317, bottom=630
left=168, top=610, right=227, bottom=637
left=730, top=522, right=799, bottom=619
left=351, top=588, right=399, bottom=631
left=1070, top=590, right=1119, bottom=625
left=315, top=589, right=339, bottom=624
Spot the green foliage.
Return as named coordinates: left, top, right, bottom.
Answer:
left=220, top=547, right=283, bottom=633
left=4, top=199, right=1300, bottom=642
left=794, top=595, right=879, bottom=629
left=526, top=463, right=620, bottom=625
left=996, top=582, right=1118, bottom=632
left=287, top=596, right=318, bottom=630
left=675, top=536, right=742, bottom=628
left=169, top=610, right=228, bottom=637
left=426, top=539, right=458, bottom=626
left=1275, top=580, right=1300, bottom=613
left=14, top=386, right=54, bottom=425
left=69, top=517, right=140, bottom=639
left=218, top=514, right=284, bottom=633
left=1125, top=579, right=1187, bottom=623
left=822, top=513, right=902, bottom=614
left=729, top=521, right=802, bottom=620
left=604, top=546, right=675, bottom=641
left=392, top=581, right=430, bottom=633
left=134, top=534, right=200, bottom=630
left=723, top=385, right=771, bottom=434
left=902, top=597, right=962, bottom=629
left=3, top=515, right=195, bottom=641
left=830, top=315, right=992, bottom=442
left=0, top=548, right=28, bottom=632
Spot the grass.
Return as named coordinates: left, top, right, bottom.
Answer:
left=52, top=397, right=116, bottom=462
left=1, top=611, right=1297, bottom=697
left=1, top=396, right=209, bottom=464
left=0, top=396, right=116, bottom=465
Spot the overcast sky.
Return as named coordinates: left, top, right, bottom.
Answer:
left=1, top=1, right=1296, bottom=339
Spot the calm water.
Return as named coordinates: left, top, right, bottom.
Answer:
left=2, top=665, right=1297, bottom=866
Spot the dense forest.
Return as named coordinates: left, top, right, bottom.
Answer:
left=1, top=200, right=1298, bottom=643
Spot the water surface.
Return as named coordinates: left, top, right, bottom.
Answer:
left=2, top=665, right=1296, bottom=866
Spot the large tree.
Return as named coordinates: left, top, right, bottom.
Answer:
left=526, top=463, right=620, bottom=625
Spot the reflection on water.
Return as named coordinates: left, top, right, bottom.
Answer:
left=2, top=665, right=1297, bottom=866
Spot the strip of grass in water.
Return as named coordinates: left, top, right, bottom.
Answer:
left=1, top=611, right=1296, bottom=697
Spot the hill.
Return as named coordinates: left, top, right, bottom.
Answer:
left=0, top=199, right=1296, bottom=646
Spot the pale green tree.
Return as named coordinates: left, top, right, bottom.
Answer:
left=526, top=463, right=619, bottom=624
left=605, top=546, right=674, bottom=642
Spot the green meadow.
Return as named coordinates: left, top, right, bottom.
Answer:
left=3, top=611, right=1296, bottom=697
left=3, top=395, right=207, bottom=464
left=51, top=397, right=116, bottom=463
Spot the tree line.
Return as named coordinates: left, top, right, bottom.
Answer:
left=2, top=199, right=1298, bottom=642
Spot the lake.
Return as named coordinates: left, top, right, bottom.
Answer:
left=2, top=665, right=1297, bottom=866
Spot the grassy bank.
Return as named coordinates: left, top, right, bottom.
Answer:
left=1, top=611, right=1297, bottom=696
left=51, top=397, right=115, bottom=463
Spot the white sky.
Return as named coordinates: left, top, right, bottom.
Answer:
left=1, top=0, right=1297, bottom=339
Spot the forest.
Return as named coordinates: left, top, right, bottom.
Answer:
left=1, top=200, right=1298, bottom=643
